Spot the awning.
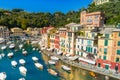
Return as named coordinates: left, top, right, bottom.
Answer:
left=68, top=56, right=79, bottom=61
left=57, top=51, right=63, bottom=55
left=79, top=57, right=96, bottom=65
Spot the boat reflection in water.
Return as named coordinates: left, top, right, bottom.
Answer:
left=41, top=53, right=117, bottom=80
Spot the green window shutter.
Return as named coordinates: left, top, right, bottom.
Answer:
left=100, top=48, right=102, bottom=52
left=119, top=32, right=120, bottom=37
left=105, top=34, right=109, bottom=38
left=116, top=58, right=119, bottom=62
left=118, top=41, right=120, bottom=46
left=103, top=56, right=106, bottom=60
left=117, top=50, right=120, bottom=55
left=104, top=48, right=107, bottom=54
left=104, top=40, right=108, bottom=46
left=91, top=48, right=92, bottom=53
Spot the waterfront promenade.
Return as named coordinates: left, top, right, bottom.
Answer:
left=40, top=49, right=120, bottom=80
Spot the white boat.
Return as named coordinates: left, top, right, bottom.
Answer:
left=19, top=59, right=26, bottom=65
left=7, top=52, right=14, bottom=58
left=9, top=44, right=15, bottom=49
left=47, top=69, right=57, bottom=76
left=1, top=46, right=7, bottom=50
left=34, top=62, right=43, bottom=70
left=48, top=60, right=56, bottom=65
left=0, top=38, right=5, bottom=44
left=19, top=44, right=23, bottom=49
left=51, top=56, right=59, bottom=61
left=32, top=48, right=35, bottom=51
left=32, top=57, right=38, bottom=62
left=0, top=72, right=7, bottom=80
left=11, top=60, right=17, bottom=67
left=6, top=41, right=11, bottom=45
left=1, top=53, right=5, bottom=57
left=19, top=66, right=27, bottom=76
left=22, top=51, right=27, bottom=55
left=0, top=55, right=2, bottom=60
left=62, top=65, right=71, bottom=71
left=19, top=78, right=25, bottom=80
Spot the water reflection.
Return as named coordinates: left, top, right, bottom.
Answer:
left=41, top=53, right=118, bottom=80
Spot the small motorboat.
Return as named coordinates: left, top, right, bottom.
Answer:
left=32, top=48, right=35, bottom=51
left=1, top=53, right=5, bottom=58
left=48, top=60, right=56, bottom=65
left=61, top=65, right=71, bottom=71
left=7, top=52, right=14, bottom=58
left=19, top=78, right=25, bottom=80
left=19, top=44, right=23, bottom=49
left=32, top=57, right=38, bottom=62
left=0, top=72, right=7, bottom=80
left=19, top=59, right=26, bottom=65
left=47, top=69, right=57, bottom=76
left=1, top=46, right=7, bottom=50
left=34, top=62, right=43, bottom=70
left=9, top=44, right=15, bottom=49
left=19, top=66, right=27, bottom=76
left=11, top=60, right=17, bottom=67
left=22, top=51, right=27, bottom=55
left=51, top=56, right=59, bottom=61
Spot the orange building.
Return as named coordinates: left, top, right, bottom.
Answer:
left=80, top=11, right=105, bottom=28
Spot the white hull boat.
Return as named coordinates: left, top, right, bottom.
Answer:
left=7, top=52, right=14, bottom=58
left=32, top=48, right=35, bottom=51
left=19, top=59, right=26, bottom=65
left=61, top=65, right=71, bottom=71
left=0, top=38, right=5, bottom=44
left=19, top=78, right=25, bottom=80
left=32, top=57, right=38, bottom=62
left=9, top=44, right=15, bottom=49
left=11, top=60, right=17, bottom=67
left=19, top=66, right=27, bottom=76
left=0, top=72, right=7, bottom=80
left=47, top=69, right=57, bottom=76
left=48, top=60, right=56, bottom=65
left=35, top=62, right=43, bottom=70
left=1, top=46, right=7, bottom=50
left=22, top=51, right=27, bottom=55
left=19, top=44, right=23, bottom=49
left=51, top=56, right=59, bottom=61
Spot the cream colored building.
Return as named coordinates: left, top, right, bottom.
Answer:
left=94, top=0, right=111, bottom=5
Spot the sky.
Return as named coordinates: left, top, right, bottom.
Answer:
left=0, top=0, right=92, bottom=13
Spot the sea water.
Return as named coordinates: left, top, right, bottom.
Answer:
left=0, top=44, right=60, bottom=80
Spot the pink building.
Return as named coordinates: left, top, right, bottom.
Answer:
left=80, top=11, right=105, bottom=28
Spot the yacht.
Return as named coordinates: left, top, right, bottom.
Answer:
left=19, top=66, right=27, bottom=76
left=61, top=65, right=71, bottom=71
left=1, top=46, right=7, bottom=50
left=19, top=59, right=26, bottom=65
left=51, top=56, right=59, bottom=61
left=47, top=69, right=57, bottom=76
left=0, top=72, right=7, bottom=80
left=11, top=61, right=17, bottom=67
left=9, top=44, right=15, bottom=49
left=34, top=62, right=43, bottom=70
left=7, top=52, right=14, bottom=58
left=32, top=57, right=38, bottom=62
left=48, top=60, right=56, bottom=65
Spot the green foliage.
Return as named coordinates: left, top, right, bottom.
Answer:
left=87, top=1, right=120, bottom=25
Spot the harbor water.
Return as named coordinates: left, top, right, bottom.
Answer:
left=0, top=43, right=119, bottom=80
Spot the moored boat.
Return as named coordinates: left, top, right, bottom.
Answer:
left=7, top=52, right=14, bottom=58
left=19, top=44, right=23, bottom=49
left=19, top=66, right=27, bottom=76
left=32, top=48, right=35, bottom=51
left=0, top=38, right=5, bottom=44
left=22, top=51, right=27, bottom=55
left=19, top=78, right=25, bottom=80
left=50, top=56, right=59, bottom=61
left=48, top=60, right=56, bottom=65
left=32, top=57, right=38, bottom=62
left=34, top=62, right=43, bottom=70
left=0, top=72, right=7, bottom=80
left=9, top=44, right=15, bottom=49
left=1, top=46, right=7, bottom=50
left=11, top=60, right=17, bottom=67
left=61, top=65, right=71, bottom=71
left=19, top=59, right=26, bottom=65
left=47, top=69, right=58, bottom=76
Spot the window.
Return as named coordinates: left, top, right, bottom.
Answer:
left=118, top=41, right=120, bottom=46
left=68, top=32, right=72, bottom=37
left=116, top=58, right=119, bottom=62
left=100, top=48, right=102, bottom=52
left=81, top=52, right=83, bottom=57
left=82, top=39, right=84, bottom=44
left=117, top=50, right=120, bottom=55
left=81, top=46, right=83, bottom=50
left=94, top=49, right=96, bottom=54
left=103, top=56, right=106, bottom=60
left=77, top=45, right=79, bottom=48
left=104, top=40, right=108, bottom=46
left=99, top=55, right=101, bottom=59
left=77, top=51, right=79, bottom=55
left=104, top=48, right=107, bottom=54
left=90, top=48, right=92, bottom=53
left=105, top=34, right=109, bottom=38
left=119, top=32, right=120, bottom=37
